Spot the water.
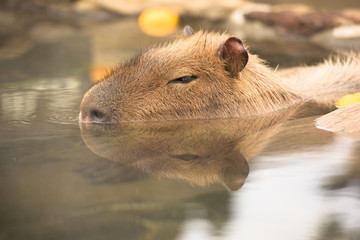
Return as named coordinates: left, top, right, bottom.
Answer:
left=0, top=18, right=360, bottom=240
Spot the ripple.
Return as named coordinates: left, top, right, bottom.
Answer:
left=48, top=111, right=80, bottom=125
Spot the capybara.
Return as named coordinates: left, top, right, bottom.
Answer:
left=79, top=26, right=360, bottom=123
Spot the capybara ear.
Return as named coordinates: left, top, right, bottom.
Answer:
left=183, top=26, right=194, bottom=37
left=217, top=37, right=249, bottom=76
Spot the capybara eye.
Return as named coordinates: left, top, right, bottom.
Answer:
left=167, top=76, right=197, bottom=84
left=170, top=154, right=200, bottom=161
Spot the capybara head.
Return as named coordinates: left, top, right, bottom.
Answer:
left=79, top=27, right=299, bottom=123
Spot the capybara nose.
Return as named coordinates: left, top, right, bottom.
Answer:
left=79, top=81, right=114, bottom=124
left=79, top=107, right=110, bottom=124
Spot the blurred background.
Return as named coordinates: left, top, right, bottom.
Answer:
left=1, top=0, right=360, bottom=82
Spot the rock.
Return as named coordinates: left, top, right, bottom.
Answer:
left=0, top=37, right=33, bottom=60
left=87, top=0, right=244, bottom=20
left=73, top=0, right=98, bottom=13
left=229, top=4, right=360, bottom=49
left=311, top=25, right=360, bottom=50
left=29, top=23, right=77, bottom=44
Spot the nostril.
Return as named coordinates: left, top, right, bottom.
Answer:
left=89, top=109, right=107, bottom=123
left=90, top=109, right=103, bottom=119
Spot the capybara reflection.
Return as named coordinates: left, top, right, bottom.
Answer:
left=80, top=110, right=294, bottom=191
left=79, top=26, right=360, bottom=123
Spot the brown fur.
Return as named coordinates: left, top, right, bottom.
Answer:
left=279, top=54, right=360, bottom=107
left=79, top=29, right=360, bottom=123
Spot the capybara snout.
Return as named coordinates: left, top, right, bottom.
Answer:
left=80, top=80, right=116, bottom=123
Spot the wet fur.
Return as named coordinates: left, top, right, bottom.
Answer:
left=279, top=54, right=360, bottom=108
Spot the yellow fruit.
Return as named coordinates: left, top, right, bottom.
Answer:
left=138, top=7, right=179, bottom=37
left=336, top=92, right=360, bottom=108
left=90, top=65, right=109, bottom=83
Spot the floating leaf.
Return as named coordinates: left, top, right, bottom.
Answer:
left=336, top=92, right=360, bottom=108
